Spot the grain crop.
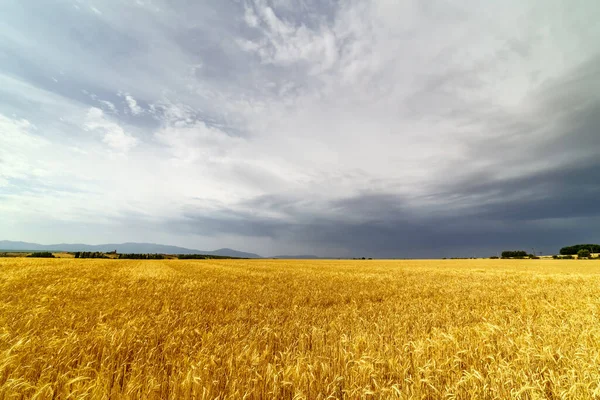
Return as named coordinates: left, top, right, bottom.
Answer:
left=1, top=258, right=600, bottom=399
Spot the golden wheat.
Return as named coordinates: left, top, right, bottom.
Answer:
left=1, top=258, right=600, bottom=399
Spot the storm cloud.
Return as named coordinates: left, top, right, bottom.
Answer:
left=1, top=0, right=599, bottom=257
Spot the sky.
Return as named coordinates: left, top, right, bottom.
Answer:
left=1, top=0, right=599, bottom=258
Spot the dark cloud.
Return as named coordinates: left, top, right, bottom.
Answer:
left=168, top=162, right=600, bottom=257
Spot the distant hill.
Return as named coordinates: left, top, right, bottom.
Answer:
left=211, top=248, right=262, bottom=258
left=271, top=255, right=322, bottom=259
left=0, top=240, right=262, bottom=258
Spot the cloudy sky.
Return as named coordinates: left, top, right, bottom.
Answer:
left=1, top=0, right=599, bottom=257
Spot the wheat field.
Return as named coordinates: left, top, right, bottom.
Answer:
left=1, top=258, right=600, bottom=399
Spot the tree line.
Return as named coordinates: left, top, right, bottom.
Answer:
left=74, top=252, right=109, bottom=259
left=118, top=253, right=166, bottom=259
left=500, top=250, right=530, bottom=259
left=27, top=252, right=55, bottom=258
left=500, top=244, right=600, bottom=260
left=560, top=244, right=600, bottom=255
left=72, top=252, right=242, bottom=259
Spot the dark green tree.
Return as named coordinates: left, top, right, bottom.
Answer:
left=560, top=244, right=600, bottom=255
left=27, top=252, right=55, bottom=258
left=578, top=249, right=591, bottom=259
left=501, top=250, right=528, bottom=258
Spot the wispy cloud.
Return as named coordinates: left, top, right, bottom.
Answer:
left=84, top=108, right=138, bottom=152
left=124, top=94, right=143, bottom=115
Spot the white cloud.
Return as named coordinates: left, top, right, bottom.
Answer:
left=0, top=114, right=48, bottom=181
left=99, top=100, right=117, bottom=113
left=244, top=5, right=259, bottom=28
left=241, top=1, right=339, bottom=74
left=0, top=114, right=37, bottom=144
left=124, top=94, right=143, bottom=115
left=232, top=0, right=600, bottom=195
left=84, top=107, right=138, bottom=152
left=155, top=119, right=239, bottom=163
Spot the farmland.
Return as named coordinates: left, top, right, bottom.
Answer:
left=1, top=258, right=600, bottom=399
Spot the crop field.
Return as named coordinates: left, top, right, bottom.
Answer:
left=1, top=259, right=600, bottom=399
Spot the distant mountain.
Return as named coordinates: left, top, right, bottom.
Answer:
left=211, top=248, right=262, bottom=258
left=0, top=240, right=262, bottom=258
left=271, top=255, right=322, bottom=259
left=0, top=240, right=51, bottom=251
